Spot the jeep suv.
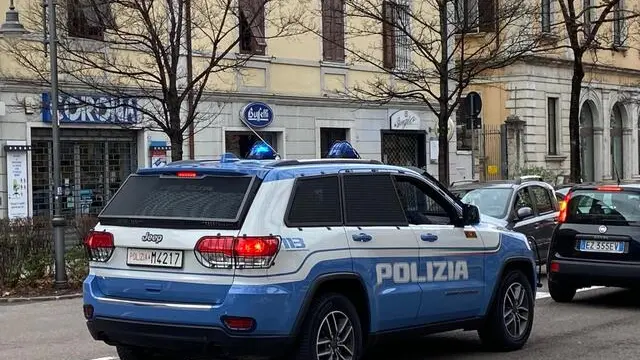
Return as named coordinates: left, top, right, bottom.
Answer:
left=82, top=157, right=537, bottom=360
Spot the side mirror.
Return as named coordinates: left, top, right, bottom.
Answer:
left=463, top=204, right=480, bottom=225
left=516, top=206, right=534, bottom=219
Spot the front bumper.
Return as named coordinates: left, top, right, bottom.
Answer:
left=549, top=258, right=640, bottom=288
left=87, top=316, right=292, bottom=358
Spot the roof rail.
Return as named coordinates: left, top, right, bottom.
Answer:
left=516, top=175, right=543, bottom=184
left=270, top=159, right=383, bottom=167
left=450, top=179, right=480, bottom=187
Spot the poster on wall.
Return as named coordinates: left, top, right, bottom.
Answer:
left=4, top=143, right=31, bottom=219
left=149, top=141, right=170, bottom=168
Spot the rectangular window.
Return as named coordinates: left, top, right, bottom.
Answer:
left=541, top=0, right=551, bottom=33
left=99, top=174, right=258, bottom=228
left=342, top=173, right=407, bottom=226
left=67, top=0, right=116, bottom=40
left=239, top=0, right=267, bottom=55
left=455, top=0, right=479, bottom=32
left=382, top=0, right=410, bottom=70
left=322, top=0, right=345, bottom=62
left=320, top=128, right=347, bottom=157
left=583, top=0, right=594, bottom=35
left=547, top=97, right=558, bottom=155
left=285, top=176, right=342, bottom=227
left=478, top=0, right=496, bottom=33
left=613, top=1, right=624, bottom=47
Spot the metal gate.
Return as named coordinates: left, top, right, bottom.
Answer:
left=480, top=125, right=504, bottom=181
left=381, top=131, right=426, bottom=167
left=31, top=128, right=138, bottom=245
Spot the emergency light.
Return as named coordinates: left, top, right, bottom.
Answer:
left=246, top=140, right=278, bottom=160
left=326, top=140, right=361, bottom=159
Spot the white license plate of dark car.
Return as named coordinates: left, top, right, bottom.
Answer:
left=127, top=248, right=183, bottom=268
left=578, top=240, right=625, bottom=254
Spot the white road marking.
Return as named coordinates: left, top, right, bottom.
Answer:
left=89, top=357, right=118, bottom=360
left=536, top=286, right=606, bottom=299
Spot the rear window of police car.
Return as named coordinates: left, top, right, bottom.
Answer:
left=567, top=189, right=640, bottom=224
left=99, top=174, right=256, bottom=223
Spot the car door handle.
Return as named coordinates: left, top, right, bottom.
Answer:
left=421, top=233, right=438, bottom=242
left=352, top=233, right=373, bottom=242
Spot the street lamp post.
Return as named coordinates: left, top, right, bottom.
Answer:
left=45, top=0, right=67, bottom=289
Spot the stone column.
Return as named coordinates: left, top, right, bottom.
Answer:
left=504, top=115, right=525, bottom=178
left=623, top=128, right=633, bottom=179
left=593, top=127, right=604, bottom=182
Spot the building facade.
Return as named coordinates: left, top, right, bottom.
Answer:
left=0, top=0, right=471, bottom=220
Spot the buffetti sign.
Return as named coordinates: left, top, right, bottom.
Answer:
left=390, top=110, right=420, bottom=130
left=41, top=93, right=142, bottom=124
left=240, top=102, right=274, bottom=128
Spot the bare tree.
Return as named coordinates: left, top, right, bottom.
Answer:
left=1, top=0, right=305, bottom=160
left=313, top=0, right=545, bottom=184
left=546, top=0, right=638, bottom=183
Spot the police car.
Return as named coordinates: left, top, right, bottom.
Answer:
left=82, top=141, right=538, bottom=360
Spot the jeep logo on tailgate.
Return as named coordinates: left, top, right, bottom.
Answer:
left=141, top=232, right=163, bottom=244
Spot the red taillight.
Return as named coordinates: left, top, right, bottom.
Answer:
left=221, top=316, right=255, bottom=331
left=177, top=171, right=197, bottom=178
left=597, top=185, right=622, bottom=191
left=84, top=231, right=115, bottom=262
left=558, top=193, right=571, bottom=223
left=194, top=236, right=280, bottom=269
left=550, top=261, right=560, bottom=273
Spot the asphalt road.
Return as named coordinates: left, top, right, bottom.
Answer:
left=2, top=276, right=640, bottom=360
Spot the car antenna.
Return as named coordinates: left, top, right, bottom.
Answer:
left=612, top=157, right=621, bottom=185
left=239, top=113, right=281, bottom=160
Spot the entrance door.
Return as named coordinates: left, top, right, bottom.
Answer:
left=381, top=131, right=426, bottom=167
left=225, top=131, right=278, bottom=158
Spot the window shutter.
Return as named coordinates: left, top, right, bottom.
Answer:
left=382, top=1, right=396, bottom=69
left=322, top=0, right=335, bottom=60
left=478, top=0, right=495, bottom=33
left=333, top=0, right=345, bottom=61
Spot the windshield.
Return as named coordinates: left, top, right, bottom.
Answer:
left=566, top=189, right=640, bottom=224
left=461, top=188, right=513, bottom=219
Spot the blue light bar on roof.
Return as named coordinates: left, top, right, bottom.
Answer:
left=246, top=141, right=277, bottom=160
left=220, top=152, right=240, bottom=163
left=326, top=140, right=361, bottom=159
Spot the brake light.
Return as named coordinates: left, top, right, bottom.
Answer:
left=221, top=316, right=255, bottom=331
left=558, top=193, right=571, bottom=223
left=597, top=185, right=622, bottom=191
left=194, top=235, right=280, bottom=269
left=176, top=171, right=197, bottom=178
left=84, top=231, right=115, bottom=262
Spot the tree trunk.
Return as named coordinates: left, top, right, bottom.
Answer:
left=170, top=133, right=184, bottom=161
left=568, top=58, right=585, bottom=183
left=438, top=109, right=450, bottom=186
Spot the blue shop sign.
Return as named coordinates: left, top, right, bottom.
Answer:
left=42, top=93, right=141, bottom=124
left=240, top=102, right=273, bottom=128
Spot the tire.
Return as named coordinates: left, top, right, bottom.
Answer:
left=116, top=345, right=178, bottom=360
left=291, top=292, right=363, bottom=360
left=478, top=269, right=535, bottom=352
left=548, top=280, right=576, bottom=303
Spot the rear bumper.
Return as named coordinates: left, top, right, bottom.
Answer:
left=87, top=316, right=292, bottom=358
left=549, top=258, right=640, bottom=288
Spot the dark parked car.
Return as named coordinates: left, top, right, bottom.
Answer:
left=450, top=177, right=559, bottom=264
left=548, top=183, right=640, bottom=302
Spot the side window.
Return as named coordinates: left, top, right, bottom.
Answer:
left=514, top=188, right=533, bottom=211
left=531, top=186, right=554, bottom=214
left=285, top=175, right=342, bottom=227
left=342, top=173, right=408, bottom=226
left=393, top=175, right=455, bottom=225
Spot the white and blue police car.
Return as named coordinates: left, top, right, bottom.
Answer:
left=82, top=141, right=538, bottom=360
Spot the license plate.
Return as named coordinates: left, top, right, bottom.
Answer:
left=127, top=248, right=183, bottom=268
left=578, top=240, right=624, bottom=254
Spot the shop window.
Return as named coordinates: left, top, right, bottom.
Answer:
left=67, top=0, right=116, bottom=41
left=320, top=128, right=347, bottom=157
left=225, top=131, right=278, bottom=158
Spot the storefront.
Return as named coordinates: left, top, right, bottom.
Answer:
left=224, top=102, right=283, bottom=157
left=381, top=110, right=427, bottom=167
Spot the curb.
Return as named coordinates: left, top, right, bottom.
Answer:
left=0, top=292, right=82, bottom=304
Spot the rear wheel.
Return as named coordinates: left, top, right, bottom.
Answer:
left=292, top=293, right=363, bottom=360
left=478, top=269, right=534, bottom=351
left=548, top=280, right=576, bottom=303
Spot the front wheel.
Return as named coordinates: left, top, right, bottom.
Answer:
left=291, top=293, right=363, bottom=360
left=479, top=269, right=535, bottom=351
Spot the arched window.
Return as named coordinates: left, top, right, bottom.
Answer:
left=611, top=104, right=623, bottom=179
